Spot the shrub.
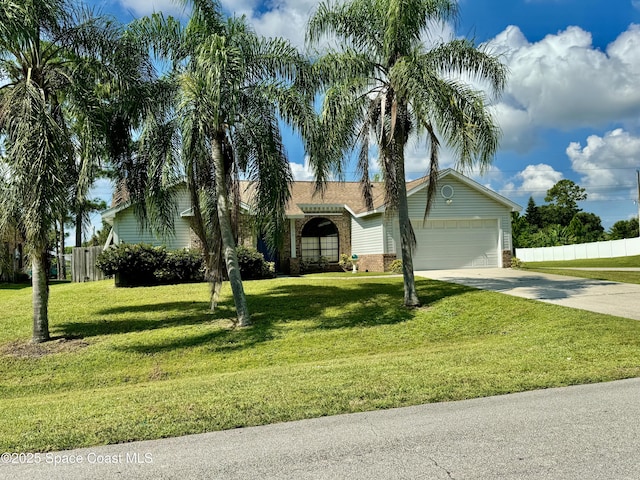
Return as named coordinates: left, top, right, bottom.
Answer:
left=96, top=244, right=205, bottom=287
left=300, top=256, right=330, bottom=273
left=299, top=257, right=312, bottom=273
left=96, top=244, right=166, bottom=286
left=155, top=250, right=205, bottom=284
left=338, top=254, right=353, bottom=272
left=389, top=259, right=403, bottom=274
left=236, top=245, right=276, bottom=280
left=317, top=256, right=329, bottom=271
left=511, top=257, right=524, bottom=269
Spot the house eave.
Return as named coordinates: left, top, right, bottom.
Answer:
left=101, top=202, right=130, bottom=223
left=349, top=206, right=387, bottom=218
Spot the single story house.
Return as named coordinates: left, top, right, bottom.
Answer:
left=101, top=168, right=521, bottom=273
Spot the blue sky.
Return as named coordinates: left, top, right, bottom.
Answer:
left=87, top=0, right=640, bottom=235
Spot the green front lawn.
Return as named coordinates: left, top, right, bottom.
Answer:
left=523, top=268, right=640, bottom=285
left=522, top=255, right=640, bottom=283
left=1, top=277, right=640, bottom=452
left=523, top=255, right=640, bottom=268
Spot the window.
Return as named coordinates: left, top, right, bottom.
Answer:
left=301, top=218, right=339, bottom=262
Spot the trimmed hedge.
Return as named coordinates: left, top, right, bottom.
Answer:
left=96, top=244, right=204, bottom=287
left=96, top=243, right=273, bottom=287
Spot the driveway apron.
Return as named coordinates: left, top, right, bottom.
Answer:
left=416, top=268, right=640, bottom=321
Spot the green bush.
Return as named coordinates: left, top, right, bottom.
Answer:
left=236, top=245, right=276, bottom=280
left=96, top=244, right=205, bottom=287
left=389, top=259, right=403, bottom=274
left=338, top=254, right=353, bottom=272
left=511, top=257, right=524, bottom=269
left=96, top=243, right=167, bottom=276
left=155, top=250, right=205, bottom=284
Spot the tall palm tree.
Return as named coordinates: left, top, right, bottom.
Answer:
left=128, top=0, right=314, bottom=327
left=307, top=0, right=507, bottom=306
left=0, top=0, right=153, bottom=342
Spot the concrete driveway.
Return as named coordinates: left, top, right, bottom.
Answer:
left=416, top=268, right=640, bottom=321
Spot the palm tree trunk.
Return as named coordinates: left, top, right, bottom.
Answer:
left=212, top=135, right=251, bottom=327
left=58, top=218, right=66, bottom=280
left=31, top=249, right=50, bottom=343
left=75, top=211, right=83, bottom=247
left=395, top=149, right=421, bottom=307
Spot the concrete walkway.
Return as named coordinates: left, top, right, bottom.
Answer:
left=416, top=268, right=640, bottom=321
left=4, top=378, right=640, bottom=479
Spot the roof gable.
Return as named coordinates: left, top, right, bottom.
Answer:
left=406, top=169, right=521, bottom=212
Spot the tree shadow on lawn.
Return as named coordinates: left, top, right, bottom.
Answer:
left=0, top=282, right=31, bottom=290
left=56, top=301, right=215, bottom=338
left=57, top=278, right=472, bottom=354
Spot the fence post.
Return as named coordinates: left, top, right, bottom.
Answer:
left=71, top=246, right=105, bottom=282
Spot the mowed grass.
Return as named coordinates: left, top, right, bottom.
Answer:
left=523, top=255, right=640, bottom=284
left=302, top=271, right=397, bottom=277
left=523, top=255, right=640, bottom=268
left=1, top=276, right=640, bottom=452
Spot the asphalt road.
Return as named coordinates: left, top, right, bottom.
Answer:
left=417, top=268, right=640, bottom=320
left=4, top=378, right=640, bottom=479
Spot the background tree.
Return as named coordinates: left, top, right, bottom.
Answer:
left=0, top=0, right=152, bottom=342
left=524, top=197, right=542, bottom=229
left=126, top=0, right=314, bottom=326
left=511, top=211, right=535, bottom=249
left=513, top=180, right=604, bottom=248
left=307, top=0, right=506, bottom=306
left=544, top=179, right=586, bottom=225
left=567, top=212, right=604, bottom=244
left=608, top=218, right=639, bottom=240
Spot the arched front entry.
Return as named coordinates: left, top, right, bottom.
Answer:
left=301, top=217, right=339, bottom=263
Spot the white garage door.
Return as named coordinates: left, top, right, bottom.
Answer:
left=412, top=219, right=499, bottom=269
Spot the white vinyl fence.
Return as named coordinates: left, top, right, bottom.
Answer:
left=515, top=237, right=640, bottom=263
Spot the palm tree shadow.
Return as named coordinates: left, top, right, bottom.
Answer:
left=0, top=283, right=31, bottom=290
left=57, top=301, right=218, bottom=338
left=58, top=278, right=471, bottom=355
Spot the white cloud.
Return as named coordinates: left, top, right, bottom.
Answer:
left=487, top=24, right=640, bottom=151
left=502, top=164, right=563, bottom=198
left=290, top=158, right=315, bottom=181
left=238, top=0, right=455, bottom=51
left=225, top=0, right=321, bottom=49
left=117, top=0, right=187, bottom=17
left=633, top=0, right=640, bottom=11
left=488, top=103, right=536, bottom=153
left=566, top=129, right=640, bottom=200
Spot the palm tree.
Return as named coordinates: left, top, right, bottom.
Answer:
left=307, top=0, right=507, bottom=306
left=128, top=0, right=314, bottom=326
left=0, top=0, right=153, bottom=342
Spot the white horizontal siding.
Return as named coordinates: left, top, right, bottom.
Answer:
left=113, top=186, right=193, bottom=250
left=385, top=215, right=398, bottom=254
left=408, top=176, right=513, bottom=251
left=351, top=215, right=385, bottom=254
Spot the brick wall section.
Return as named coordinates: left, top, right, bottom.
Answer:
left=188, top=223, right=202, bottom=250
left=356, top=253, right=398, bottom=272
left=237, top=213, right=254, bottom=248
left=280, top=211, right=352, bottom=274
left=502, top=249, right=513, bottom=268
left=188, top=213, right=254, bottom=252
left=383, top=253, right=398, bottom=271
